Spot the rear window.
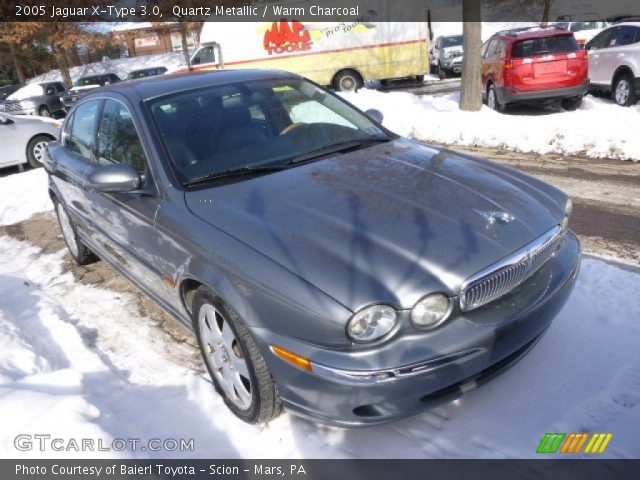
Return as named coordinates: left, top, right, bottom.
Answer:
left=511, top=35, right=579, bottom=58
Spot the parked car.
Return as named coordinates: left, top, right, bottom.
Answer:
left=482, top=27, right=589, bottom=111
left=126, top=67, right=168, bottom=80
left=0, top=112, right=60, bottom=170
left=44, top=70, right=580, bottom=426
left=0, top=84, right=23, bottom=103
left=551, top=19, right=608, bottom=46
left=430, top=34, right=464, bottom=79
left=586, top=22, right=640, bottom=106
left=0, top=82, right=67, bottom=117
left=61, top=73, right=121, bottom=112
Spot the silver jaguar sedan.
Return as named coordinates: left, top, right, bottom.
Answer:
left=43, top=70, right=580, bottom=426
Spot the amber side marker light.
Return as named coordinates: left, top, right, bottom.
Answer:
left=271, top=345, right=313, bottom=372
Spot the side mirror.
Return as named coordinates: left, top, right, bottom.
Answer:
left=87, top=164, right=141, bottom=193
left=364, top=108, right=384, bottom=124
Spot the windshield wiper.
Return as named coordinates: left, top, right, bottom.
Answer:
left=183, top=164, right=287, bottom=187
left=285, top=137, right=391, bottom=166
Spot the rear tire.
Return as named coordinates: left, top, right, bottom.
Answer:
left=54, top=200, right=98, bottom=265
left=26, top=135, right=52, bottom=168
left=612, top=73, right=637, bottom=106
left=561, top=96, right=583, bottom=111
left=332, top=69, right=363, bottom=92
left=487, top=83, right=504, bottom=112
left=192, top=287, right=282, bottom=424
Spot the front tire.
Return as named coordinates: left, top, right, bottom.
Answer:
left=54, top=200, right=98, bottom=265
left=38, top=106, right=51, bottom=117
left=26, top=135, right=52, bottom=168
left=438, top=63, right=447, bottom=80
left=192, top=287, right=282, bottom=424
left=613, top=73, right=637, bottom=106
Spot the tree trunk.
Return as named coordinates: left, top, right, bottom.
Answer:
left=52, top=44, right=72, bottom=87
left=180, top=24, right=191, bottom=70
left=459, top=1, right=482, bottom=112
left=8, top=43, right=26, bottom=84
left=541, top=0, right=552, bottom=26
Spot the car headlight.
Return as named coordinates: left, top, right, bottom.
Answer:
left=565, top=197, right=573, bottom=217
left=410, top=293, right=452, bottom=329
left=347, top=305, right=397, bottom=342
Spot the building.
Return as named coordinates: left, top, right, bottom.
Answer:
left=111, top=23, right=200, bottom=57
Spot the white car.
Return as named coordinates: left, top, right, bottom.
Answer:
left=0, top=112, right=60, bottom=170
left=551, top=20, right=608, bottom=46
left=586, top=23, right=640, bottom=106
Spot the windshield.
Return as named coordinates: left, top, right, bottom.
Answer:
left=148, top=78, right=390, bottom=183
left=442, top=35, right=463, bottom=47
left=74, top=76, right=103, bottom=87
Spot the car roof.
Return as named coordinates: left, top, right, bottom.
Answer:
left=611, top=22, right=640, bottom=28
left=495, top=27, right=573, bottom=41
left=93, top=68, right=299, bottom=101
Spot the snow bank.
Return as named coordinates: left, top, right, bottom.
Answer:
left=7, top=84, right=44, bottom=101
left=0, top=169, right=52, bottom=226
left=341, top=90, right=640, bottom=161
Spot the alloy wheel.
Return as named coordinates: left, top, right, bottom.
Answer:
left=31, top=140, right=48, bottom=164
left=615, top=79, right=630, bottom=105
left=198, top=303, right=252, bottom=410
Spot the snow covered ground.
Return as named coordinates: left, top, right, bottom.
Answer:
left=0, top=168, right=638, bottom=459
left=341, top=90, right=640, bottom=161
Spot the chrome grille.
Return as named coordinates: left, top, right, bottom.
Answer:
left=460, top=226, right=563, bottom=312
left=4, top=102, right=21, bottom=112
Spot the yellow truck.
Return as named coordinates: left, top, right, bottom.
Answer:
left=185, top=21, right=430, bottom=91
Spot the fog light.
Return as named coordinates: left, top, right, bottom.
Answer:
left=411, top=293, right=451, bottom=329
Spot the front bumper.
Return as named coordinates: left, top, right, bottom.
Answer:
left=442, top=59, right=463, bottom=74
left=252, top=231, right=581, bottom=426
left=497, top=81, right=588, bottom=104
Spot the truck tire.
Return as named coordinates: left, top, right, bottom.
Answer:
left=332, top=69, right=363, bottom=92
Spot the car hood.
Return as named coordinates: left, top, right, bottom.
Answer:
left=184, top=139, right=566, bottom=311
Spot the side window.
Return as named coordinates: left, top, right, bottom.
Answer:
left=483, top=39, right=496, bottom=58
left=587, top=29, right=614, bottom=50
left=61, top=112, right=75, bottom=147
left=494, top=39, right=506, bottom=58
left=97, top=100, right=147, bottom=175
left=605, top=27, right=621, bottom=48
left=615, top=27, right=638, bottom=47
left=193, top=46, right=215, bottom=65
left=65, top=100, right=100, bottom=160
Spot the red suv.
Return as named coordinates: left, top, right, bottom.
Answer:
left=482, top=27, right=589, bottom=111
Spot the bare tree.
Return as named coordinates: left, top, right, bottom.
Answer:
left=459, top=0, right=482, bottom=111
left=541, top=0, right=553, bottom=26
